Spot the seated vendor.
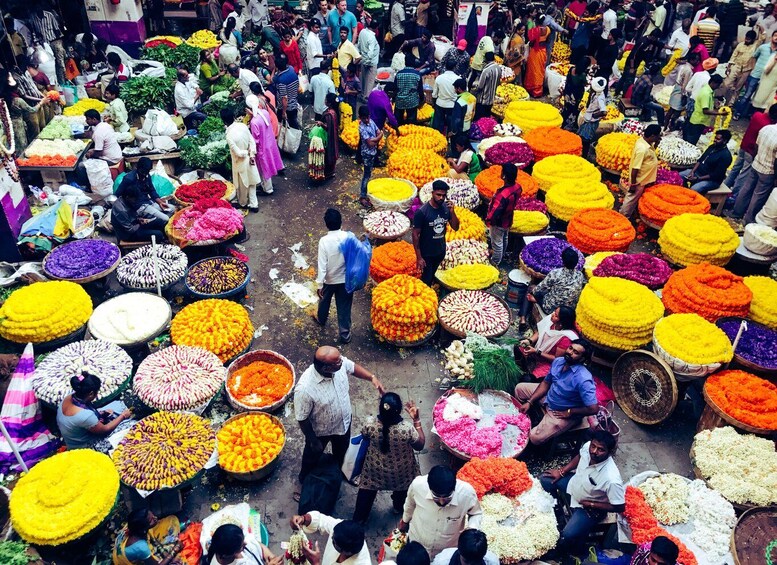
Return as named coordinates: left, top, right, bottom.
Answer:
left=540, top=430, right=625, bottom=559
left=447, top=133, right=480, bottom=181
left=112, top=186, right=169, bottom=243
left=103, top=84, right=130, bottom=134
left=116, top=157, right=175, bottom=222
left=515, top=306, right=579, bottom=379
left=56, top=371, right=134, bottom=453
left=205, top=524, right=283, bottom=565
left=630, top=535, right=680, bottom=565
left=113, top=509, right=183, bottom=565
left=679, top=129, right=732, bottom=194
left=84, top=109, right=123, bottom=164
left=514, top=339, right=599, bottom=445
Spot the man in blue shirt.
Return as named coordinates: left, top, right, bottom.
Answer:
left=514, top=339, right=599, bottom=445
left=327, top=0, right=358, bottom=48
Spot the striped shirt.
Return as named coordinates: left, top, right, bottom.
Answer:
left=30, top=11, right=62, bottom=43
left=476, top=62, right=501, bottom=105
left=274, top=67, right=299, bottom=111
left=752, top=124, right=777, bottom=175
left=694, top=18, right=720, bottom=52
left=294, top=357, right=357, bottom=436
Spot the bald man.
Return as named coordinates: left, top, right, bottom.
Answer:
left=295, top=346, right=385, bottom=483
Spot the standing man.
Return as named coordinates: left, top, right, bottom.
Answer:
left=485, top=163, right=522, bottom=266
left=683, top=73, right=725, bottom=145
left=692, top=7, right=720, bottom=54
left=274, top=54, right=301, bottom=130
left=311, top=60, right=337, bottom=121
left=307, top=19, right=325, bottom=75
left=289, top=512, right=371, bottom=565
left=620, top=124, right=661, bottom=218
left=327, top=0, right=358, bottom=48
left=358, top=19, right=380, bottom=98
left=314, top=209, right=353, bottom=341
left=399, top=465, right=482, bottom=558
left=600, top=0, right=619, bottom=51
left=450, top=79, right=476, bottom=137
left=680, top=129, right=732, bottom=193
left=726, top=105, right=777, bottom=189
left=388, top=0, right=407, bottom=59
left=596, top=29, right=622, bottom=91
left=412, top=180, right=460, bottom=284
left=664, top=54, right=694, bottom=131
left=645, top=0, right=666, bottom=36
left=734, top=30, right=777, bottom=120
left=223, top=107, right=260, bottom=212
left=208, top=0, right=224, bottom=32
left=29, top=6, right=66, bottom=85
left=294, top=346, right=384, bottom=482
left=732, top=121, right=777, bottom=224
left=227, top=63, right=261, bottom=99
left=247, top=0, right=269, bottom=36
left=722, top=30, right=757, bottom=107
left=665, top=18, right=691, bottom=57
left=313, top=0, right=331, bottom=53
left=432, top=58, right=459, bottom=133
left=716, top=0, right=745, bottom=60
left=394, top=54, right=423, bottom=124
left=358, top=107, right=382, bottom=208
left=474, top=52, right=500, bottom=120
left=337, top=27, right=362, bottom=70
left=439, top=40, right=471, bottom=79
left=174, top=67, right=206, bottom=130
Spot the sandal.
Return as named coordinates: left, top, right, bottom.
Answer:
left=293, top=491, right=301, bottom=503
left=359, top=197, right=373, bottom=209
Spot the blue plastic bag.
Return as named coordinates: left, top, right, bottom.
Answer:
left=340, top=232, right=372, bottom=294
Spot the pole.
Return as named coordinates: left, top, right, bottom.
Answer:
left=724, top=319, right=747, bottom=370
left=151, top=235, right=162, bottom=297
left=0, top=419, right=28, bottom=473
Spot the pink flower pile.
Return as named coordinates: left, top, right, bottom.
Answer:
left=656, top=168, right=684, bottom=186
left=174, top=207, right=244, bottom=241
left=515, top=198, right=548, bottom=214
left=593, top=252, right=674, bottom=289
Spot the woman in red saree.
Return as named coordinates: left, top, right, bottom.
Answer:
left=525, top=25, right=550, bottom=97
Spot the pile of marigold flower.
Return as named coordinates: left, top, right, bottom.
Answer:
left=218, top=413, right=285, bottom=473
left=705, top=370, right=777, bottom=430
left=661, top=263, right=751, bottom=321
left=475, top=167, right=538, bottom=199
left=652, top=314, right=733, bottom=375
left=743, top=276, right=777, bottom=329
left=658, top=213, right=739, bottom=266
left=446, top=207, right=486, bottom=242
left=638, top=184, right=711, bottom=227
left=532, top=154, right=601, bottom=192
left=227, top=358, right=294, bottom=408
left=436, top=263, right=500, bottom=290
left=367, top=178, right=416, bottom=203
left=457, top=457, right=533, bottom=499
left=387, top=124, right=447, bottom=155
left=370, top=241, right=420, bottom=282
left=504, top=100, right=562, bottom=132
left=388, top=148, right=448, bottom=187
left=595, top=132, right=639, bottom=172
left=545, top=180, right=615, bottom=221
left=371, top=274, right=438, bottom=342
left=567, top=208, right=636, bottom=253
left=171, top=298, right=254, bottom=362
left=523, top=127, right=582, bottom=161
left=511, top=203, right=549, bottom=234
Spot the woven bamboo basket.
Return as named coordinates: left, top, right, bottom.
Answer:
left=217, top=412, right=286, bottom=482
left=518, top=258, right=547, bottom=281
left=731, top=506, right=777, bottom=564
left=225, top=350, right=295, bottom=412
left=701, top=385, right=776, bottom=436
left=715, top=316, right=777, bottom=378
left=165, top=208, right=242, bottom=247
left=42, top=244, right=121, bottom=284
left=438, top=291, right=512, bottom=339
left=611, top=350, right=678, bottom=425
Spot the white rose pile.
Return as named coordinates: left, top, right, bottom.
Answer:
left=363, top=210, right=411, bottom=238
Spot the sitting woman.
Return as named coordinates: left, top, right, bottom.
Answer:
left=516, top=306, right=579, bottom=379
left=203, top=524, right=283, bottom=565
left=56, top=372, right=134, bottom=453
left=113, top=509, right=183, bottom=565
left=447, top=134, right=481, bottom=181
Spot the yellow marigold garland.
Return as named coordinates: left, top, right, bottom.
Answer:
left=388, top=148, right=448, bottom=188
left=503, top=100, right=563, bottom=132
left=436, top=263, right=500, bottom=290
left=545, top=180, right=615, bottom=221
left=386, top=124, right=447, bottom=155
left=658, top=213, right=739, bottom=267
left=171, top=298, right=254, bottom=362
left=371, top=274, right=438, bottom=342
left=532, top=154, right=601, bottom=192
left=653, top=313, right=733, bottom=365
left=595, top=132, right=639, bottom=172
left=743, top=276, right=777, bottom=329
left=446, top=206, right=487, bottom=242
left=367, top=178, right=415, bottom=201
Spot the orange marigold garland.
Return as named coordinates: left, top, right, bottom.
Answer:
left=457, top=457, right=533, bottom=499
left=475, top=167, right=538, bottom=199
left=705, top=370, right=777, bottom=430
left=661, top=263, right=752, bottom=321
left=523, top=127, right=583, bottom=161
left=637, top=184, right=711, bottom=227
left=227, top=360, right=294, bottom=408
left=567, top=208, right=636, bottom=254
left=369, top=241, right=420, bottom=283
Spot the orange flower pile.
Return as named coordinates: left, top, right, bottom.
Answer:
left=705, top=370, right=777, bottom=430
left=217, top=413, right=285, bottom=473
left=637, top=184, right=711, bottom=227
left=227, top=360, right=293, bottom=408
left=523, top=127, right=583, bottom=161
left=16, top=155, right=77, bottom=167
left=662, top=263, right=752, bottom=321
left=171, top=299, right=254, bottom=362
left=624, top=487, right=698, bottom=565
left=371, top=274, right=438, bottom=342
left=457, top=457, right=533, bottom=499
left=370, top=241, right=420, bottom=283
left=475, top=167, right=538, bottom=199
left=567, top=209, right=636, bottom=254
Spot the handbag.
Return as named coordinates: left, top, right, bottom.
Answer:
left=278, top=119, right=302, bottom=154
left=341, top=434, right=369, bottom=485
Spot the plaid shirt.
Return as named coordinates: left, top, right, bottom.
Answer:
left=630, top=75, right=653, bottom=107
left=30, top=11, right=62, bottom=43
left=439, top=47, right=470, bottom=77
left=485, top=183, right=522, bottom=229
left=395, top=68, right=422, bottom=110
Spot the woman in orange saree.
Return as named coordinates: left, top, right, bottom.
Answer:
left=525, top=25, right=550, bottom=97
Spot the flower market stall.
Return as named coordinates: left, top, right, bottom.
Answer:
left=363, top=210, right=412, bottom=240
left=592, top=253, right=673, bottom=289
left=531, top=154, right=601, bottom=193
left=658, top=214, right=739, bottom=267
left=511, top=199, right=550, bottom=236
left=637, top=184, right=711, bottom=229
left=520, top=237, right=584, bottom=279
left=217, top=412, right=286, bottom=481
left=440, top=239, right=490, bottom=270
left=171, top=299, right=254, bottom=363
left=420, top=178, right=480, bottom=210
left=16, top=138, right=92, bottom=188
left=116, top=243, right=188, bottom=291
left=166, top=199, right=245, bottom=248
left=652, top=314, right=733, bottom=378
left=436, top=263, right=500, bottom=290
left=366, top=178, right=418, bottom=211
left=698, top=370, right=777, bottom=435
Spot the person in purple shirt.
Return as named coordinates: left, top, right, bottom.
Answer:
left=513, top=339, right=599, bottom=445
left=367, top=84, right=399, bottom=130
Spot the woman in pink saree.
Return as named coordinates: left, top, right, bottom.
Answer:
left=246, top=94, right=284, bottom=195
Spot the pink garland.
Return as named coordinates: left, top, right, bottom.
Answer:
left=175, top=207, right=244, bottom=241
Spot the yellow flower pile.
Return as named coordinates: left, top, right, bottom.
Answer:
left=11, top=450, right=119, bottom=545
left=602, top=104, right=624, bottom=123
left=218, top=413, right=285, bottom=473
left=436, top=263, right=500, bottom=290
left=504, top=100, right=563, bottom=132
left=371, top=274, right=438, bottom=342
left=171, top=298, right=254, bottom=362
left=584, top=252, right=621, bottom=278
left=653, top=313, right=733, bottom=366
left=532, top=154, right=601, bottom=192
left=340, top=119, right=387, bottom=150
left=0, top=281, right=92, bottom=343
left=617, top=51, right=645, bottom=75
left=551, top=41, right=571, bottom=63
left=63, top=98, right=106, bottom=116
left=595, top=132, right=638, bottom=172
left=658, top=213, right=739, bottom=266
left=387, top=125, right=447, bottom=155
left=492, top=84, right=530, bottom=117
left=576, top=276, right=664, bottom=350
left=743, top=276, right=777, bottom=329
left=418, top=103, right=434, bottom=122
left=388, top=148, right=448, bottom=188
left=368, top=178, right=415, bottom=201
left=511, top=210, right=549, bottom=234
left=340, top=102, right=353, bottom=124
left=446, top=206, right=486, bottom=242
left=545, top=181, right=615, bottom=221
left=145, top=35, right=183, bottom=46
left=186, top=29, right=221, bottom=49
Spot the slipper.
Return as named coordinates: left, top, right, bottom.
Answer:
left=293, top=491, right=301, bottom=502
left=359, top=197, right=373, bottom=209
left=311, top=313, right=324, bottom=326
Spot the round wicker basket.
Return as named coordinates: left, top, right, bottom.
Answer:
left=87, top=293, right=171, bottom=348
left=364, top=224, right=411, bottom=242
left=715, top=316, right=777, bottom=377
left=166, top=209, right=242, bottom=247
left=701, top=385, right=776, bottom=436
left=225, top=350, right=296, bottom=412
left=438, top=291, right=512, bottom=338
left=217, top=412, right=286, bottom=482
left=518, top=258, right=546, bottom=281
left=611, top=350, right=678, bottom=425
left=732, top=506, right=777, bottom=564
left=185, top=256, right=251, bottom=299
left=42, top=245, right=121, bottom=284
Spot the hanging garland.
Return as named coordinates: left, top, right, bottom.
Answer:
left=0, top=100, right=19, bottom=182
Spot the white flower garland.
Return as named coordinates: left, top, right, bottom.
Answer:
left=639, top=473, right=690, bottom=525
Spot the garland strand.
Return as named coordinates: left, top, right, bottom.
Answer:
left=766, top=539, right=777, bottom=565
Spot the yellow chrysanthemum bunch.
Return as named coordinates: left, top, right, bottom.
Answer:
left=340, top=102, right=353, bottom=124
left=186, top=29, right=220, bottom=49
left=545, top=181, right=615, bottom=221
left=331, top=57, right=341, bottom=89
left=576, top=276, right=664, bottom=350
left=368, top=178, right=416, bottom=202
left=0, top=281, right=92, bottom=343
left=551, top=41, right=571, bottom=63
left=511, top=210, right=549, bottom=234
left=602, top=104, right=624, bottom=123
left=371, top=274, right=438, bottom=342
left=653, top=313, right=733, bottom=366
left=446, top=207, right=486, bottom=242
left=436, top=263, right=500, bottom=290
left=504, top=100, right=563, bottom=132
left=492, top=84, right=530, bottom=116
left=388, top=148, right=448, bottom=188
left=583, top=252, right=621, bottom=278
left=595, top=132, right=638, bottom=172
left=658, top=213, right=739, bottom=266
left=743, top=276, right=777, bottom=329
left=171, top=298, right=254, bottom=362
left=11, top=450, right=119, bottom=545
left=63, top=98, right=106, bottom=117
left=532, top=154, right=601, bottom=192
left=387, top=124, right=447, bottom=155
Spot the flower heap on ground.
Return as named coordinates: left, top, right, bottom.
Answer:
left=503, top=100, right=563, bottom=131
left=186, top=29, right=220, bottom=48
left=386, top=124, right=447, bottom=155
left=370, top=241, right=420, bottom=282
left=387, top=148, right=448, bottom=187
left=584, top=251, right=621, bottom=277
left=484, top=141, right=534, bottom=167
left=657, top=137, right=702, bottom=167
left=475, top=167, right=538, bottom=199
left=661, top=263, right=751, bottom=321
left=655, top=166, right=684, bottom=186
left=186, top=256, right=249, bottom=295
left=63, top=98, right=106, bottom=116
left=117, top=244, right=188, bottom=289
left=576, top=277, right=664, bottom=349
left=692, top=426, right=777, bottom=505
left=10, top=450, right=119, bottom=545
left=45, top=239, right=120, bottom=280
left=743, top=276, right=777, bottom=329
left=718, top=318, right=777, bottom=370
left=593, top=253, right=673, bottom=289
left=371, top=274, right=438, bottom=342
left=33, top=340, right=132, bottom=406
left=227, top=358, right=294, bottom=408
left=0, top=281, right=92, bottom=343
left=171, top=299, right=254, bottom=362
left=89, top=292, right=170, bottom=345
left=173, top=199, right=244, bottom=242
left=446, top=206, right=486, bottom=242
left=545, top=180, right=615, bottom=221
left=658, top=213, right=739, bottom=266
left=520, top=238, right=584, bottom=276
left=133, top=345, right=226, bottom=411
left=637, top=184, right=711, bottom=227
left=743, top=223, right=777, bottom=257
left=652, top=314, right=733, bottom=376
left=420, top=178, right=480, bottom=209
left=436, top=263, right=500, bottom=290
left=440, top=239, right=490, bottom=270
left=491, top=84, right=529, bottom=117
left=511, top=197, right=549, bottom=234
left=438, top=290, right=510, bottom=336
left=532, top=153, right=601, bottom=192
left=595, top=132, right=639, bottom=172
left=567, top=208, right=636, bottom=253
left=705, top=370, right=777, bottom=430
left=218, top=413, right=285, bottom=473
left=523, top=127, right=582, bottom=161
left=363, top=210, right=411, bottom=238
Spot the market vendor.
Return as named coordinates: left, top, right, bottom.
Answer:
left=204, top=524, right=283, bottom=565
left=515, top=306, right=579, bottom=379
left=412, top=180, right=460, bottom=285
left=112, top=508, right=183, bottom=565
left=619, top=124, right=662, bottom=219
left=514, top=339, right=599, bottom=445
left=116, top=157, right=175, bottom=222
left=84, top=109, right=123, bottom=164
left=56, top=372, right=134, bottom=453
left=290, top=511, right=371, bottom=565
left=630, top=535, right=679, bottom=565
left=199, top=49, right=231, bottom=97
left=679, top=129, right=732, bottom=194
left=103, top=84, right=130, bottom=135
left=540, top=430, right=625, bottom=559
left=112, top=186, right=169, bottom=243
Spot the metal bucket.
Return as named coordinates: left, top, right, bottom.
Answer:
left=505, top=269, right=529, bottom=307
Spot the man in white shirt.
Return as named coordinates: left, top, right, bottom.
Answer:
left=433, top=58, right=459, bottom=134
left=399, top=465, right=483, bottom=558
left=541, top=430, right=625, bottom=558
left=227, top=63, right=261, bottom=99
left=733, top=123, right=777, bottom=224
left=601, top=0, right=618, bottom=42
left=313, top=208, right=354, bottom=341
left=307, top=19, right=325, bottom=74
left=290, top=511, right=373, bottom=565
left=431, top=530, right=498, bottom=565
left=294, top=346, right=385, bottom=483
left=84, top=109, right=122, bottom=164
left=358, top=19, right=380, bottom=99
left=311, top=60, right=337, bottom=120
left=666, top=17, right=691, bottom=57
left=226, top=3, right=248, bottom=33
left=247, top=0, right=269, bottom=34
left=174, top=68, right=206, bottom=129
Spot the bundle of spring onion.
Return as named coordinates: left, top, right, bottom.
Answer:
left=457, top=333, right=523, bottom=393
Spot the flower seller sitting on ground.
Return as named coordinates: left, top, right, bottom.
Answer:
left=112, top=508, right=183, bottom=565
left=116, top=157, right=175, bottom=222
left=679, top=129, right=733, bottom=193
left=629, top=535, right=680, bottom=565
left=204, top=523, right=283, bottom=565
left=541, top=430, right=625, bottom=561
left=289, top=511, right=371, bottom=565
left=515, top=306, right=579, bottom=380
left=514, top=339, right=599, bottom=445
left=111, top=185, right=169, bottom=243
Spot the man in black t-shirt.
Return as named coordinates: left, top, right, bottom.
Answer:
left=412, top=180, right=460, bottom=285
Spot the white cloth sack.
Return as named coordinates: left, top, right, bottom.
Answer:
left=142, top=109, right=178, bottom=136
left=278, top=120, right=302, bottom=154
left=83, top=159, right=114, bottom=197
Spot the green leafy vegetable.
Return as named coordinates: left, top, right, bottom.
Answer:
left=179, top=134, right=231, bottom=171
left=120, top=76, right=174, bottom=114
left=141, top=43, right=201, bottom=73
left=468, top=348, right=522, bottom=393
left=197, top=116, right=225, bottom=140
left=0, top=541, right=33, bottom=565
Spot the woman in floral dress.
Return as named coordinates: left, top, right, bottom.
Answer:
left=352, top=393, right=425, bottom=523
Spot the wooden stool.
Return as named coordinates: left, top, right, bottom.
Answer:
left=545, top=414, right=590, bottom=459
left=704, top=184, right=732, bottom=215
left=118, top=240, right=152, bottom=254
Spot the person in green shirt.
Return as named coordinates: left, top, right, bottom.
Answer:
left=198, top=49, right=232, bottom=97
left=684, top=74, right=725, bottom=145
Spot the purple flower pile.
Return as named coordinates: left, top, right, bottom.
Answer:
left=515, top=198, right=548, bottom=214
left=485, top=142, right=534, bottom=167
left=520, top=238, right=584, bottom=275
left=593, top=253, right=673, bottom=289
left=46, top=239, right=120, bottom=279
left=718, top=319, right=777, bottom=370
left=470, top=117, right=498, bottom=140
left=656, top=168, right=684, bottom=186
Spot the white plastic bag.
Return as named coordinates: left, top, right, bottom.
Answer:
left=298, top=73, right=310, bottom=93
left=277, top=120, right=302, bottom=154
left=83, top=159, right=114, bottom=197
left=142, top=109, right=178, bottom=136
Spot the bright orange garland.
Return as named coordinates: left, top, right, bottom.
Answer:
left=457, top=457, right=533, bottom=499
left=475, top=167, right=539, bottom=199
left=567, top=208, right=636, bottom=254
left=637, top=184, right=711, bottom=227
left=705, top=370, right=777, bottom=430
left=662, top=263, right=752, bottom=321
left=16, top=155, right=77, bottom=167
left=523, top=127, right=583, bottom=161
left=217, top=413, right=285, bottom=472
left=227, top=360, right=293, bottom=408
left=369, top=241, right=420, bottom=283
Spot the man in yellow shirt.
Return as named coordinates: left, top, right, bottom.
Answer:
left=337, top=27, right=362, bottom=70
left=620, top=125, right=662, bottom=218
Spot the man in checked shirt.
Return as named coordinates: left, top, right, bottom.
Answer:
left=29, top=6, right=67, bottom=85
